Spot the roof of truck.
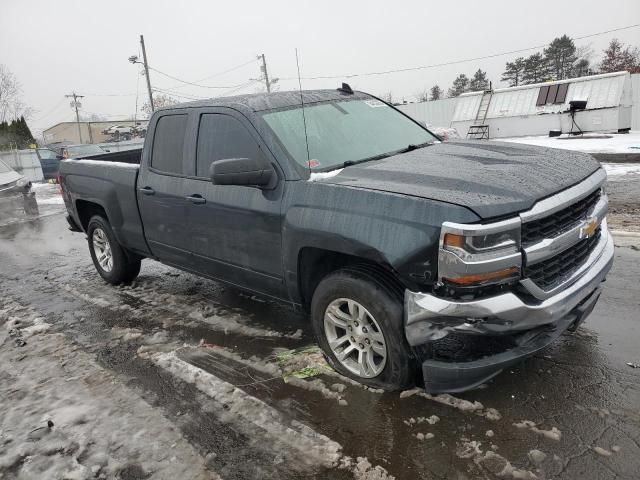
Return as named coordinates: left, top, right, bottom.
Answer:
left=162, top=89, right=370, bottom=113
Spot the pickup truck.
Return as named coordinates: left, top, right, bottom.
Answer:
left=58, top=88, right=613, bottom=393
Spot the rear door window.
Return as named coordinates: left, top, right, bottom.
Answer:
left=196, top=114, right=265, bottom=178
left=151, top=114, right=188, bottom=174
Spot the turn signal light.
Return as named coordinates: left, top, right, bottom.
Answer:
left=445, top=267, right=520, bottom=286
left=443, top=233, right=465, bottom=249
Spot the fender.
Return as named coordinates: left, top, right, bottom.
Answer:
left=282, top=181, right=480, bottom=303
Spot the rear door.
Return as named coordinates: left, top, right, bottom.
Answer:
left=137, top=110, right=195, bottom=267
left=181, top=108, right=286, bottom=298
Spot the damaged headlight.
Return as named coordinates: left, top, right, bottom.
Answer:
left=438, top=218, right=522, bottom=287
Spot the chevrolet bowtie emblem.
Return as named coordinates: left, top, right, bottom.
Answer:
left=581, top=217, right=601, bottom=239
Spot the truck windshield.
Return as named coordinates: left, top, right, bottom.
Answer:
left=261, top=98, right=437, bottom=172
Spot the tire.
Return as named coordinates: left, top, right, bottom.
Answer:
left=311, top=268, right=416, bottom=391
left=87, top=215, right=141, bottom=284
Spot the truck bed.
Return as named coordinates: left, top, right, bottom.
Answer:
left=60, top=156, right=150, bottom=256
left=80, top=148, right=142, bottom=165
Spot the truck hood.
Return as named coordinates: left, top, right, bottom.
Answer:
left=318, top=141, right=601, bottom=219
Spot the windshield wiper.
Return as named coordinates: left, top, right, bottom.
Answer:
left=342, top=142, right=435, bottom=168
left=397, top=141, right=435, bottom=154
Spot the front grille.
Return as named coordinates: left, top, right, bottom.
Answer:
left=524, top=230, right=601, bottom=290
left=521, top=189, right=601, bottom=245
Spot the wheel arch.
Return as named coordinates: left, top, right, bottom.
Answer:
left=297, top=247, right=405, bottom=311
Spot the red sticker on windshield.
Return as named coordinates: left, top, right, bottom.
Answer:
left=307, top=159, right=320, bottom=168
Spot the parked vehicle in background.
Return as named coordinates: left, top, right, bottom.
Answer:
left=62, top=144, right=109, bottom=159
left=58, top=88, right=613, bottom=393
left=36, top=148, right=63, bottom=179
left=0, top=159, right=38, bottom=218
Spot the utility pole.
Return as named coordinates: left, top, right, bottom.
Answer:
left=65, top=92, right=84, bottom=143
left=259, top=54, right=271, bottom=93
left=140, top=35, right=154, bottom=111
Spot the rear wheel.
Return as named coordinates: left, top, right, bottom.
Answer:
left=87, top=215, right=141, bottom=284
left=311, top=268, right=415, bottom=391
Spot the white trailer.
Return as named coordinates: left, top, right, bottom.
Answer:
left=450, top=71, right=633, bottom=139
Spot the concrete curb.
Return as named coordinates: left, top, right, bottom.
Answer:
left=611, top=230, right=640, bottom=238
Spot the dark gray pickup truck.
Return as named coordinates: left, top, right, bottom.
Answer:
left=59, top=88, right=613, bottom=393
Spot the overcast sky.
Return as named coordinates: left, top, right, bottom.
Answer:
left=1, top=0, right=639, bottom=136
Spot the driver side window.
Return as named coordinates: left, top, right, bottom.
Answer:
left=196, top=114, right=265, bottom=178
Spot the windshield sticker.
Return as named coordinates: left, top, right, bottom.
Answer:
left=365, top=100, right=385, bottom=108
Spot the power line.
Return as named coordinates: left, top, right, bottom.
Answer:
left=279, top=23, right=640, bottom=81
left=32, top=98, right=68, bottom=122
left=163, top=58, right=258, bottom=91
left=148, top=66, right=247, bottom=89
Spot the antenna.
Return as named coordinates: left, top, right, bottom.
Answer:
left=295, top=48, right=311, bottom=169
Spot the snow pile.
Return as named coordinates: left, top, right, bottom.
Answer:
left=603, top=163, right=640, bottom=178
left=400, top=389, right=502, bottom=421
left=0, top=299, right=218, bottom=480
left=151, top=351, right=343, bottom=469
left=500, top=131, right=640, bottom=154
left=308, top=168, right=344, bottom=182
left=513, top=420, right=562, bottom=441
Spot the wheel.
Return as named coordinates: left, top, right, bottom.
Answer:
left=311, top=268, right=416, bottom=391
left=87, top=215, right=141, bottom=284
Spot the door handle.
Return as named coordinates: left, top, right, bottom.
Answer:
left=186, top=194, right=206, bottom=205
left=139, top=186, right=155, bottom=195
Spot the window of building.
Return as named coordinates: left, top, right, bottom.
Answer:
left=536, top=83, right=570, bottom=106
left=151, top=114, right=188, bottom=174
left=196, top=114, right=265, bottom=178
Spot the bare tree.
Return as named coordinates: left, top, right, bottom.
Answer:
left=379, top=91, right=394, bottom=104
left=0, top=64, right=29, bottom=122
left=142, top=94, right=178, bottom=115
left=414, top=88, right=429, bottom=103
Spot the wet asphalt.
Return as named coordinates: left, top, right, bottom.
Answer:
left=1, top=212, right=639, bottom=480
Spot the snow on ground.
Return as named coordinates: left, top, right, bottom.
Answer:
left=603, top=163, right=640, bottom=178
left=499, top=131, right=640, bottom=154
left=0, top=298, right=220, bottom=480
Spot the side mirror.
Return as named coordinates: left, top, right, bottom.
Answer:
left=210, top=157, right=274, bottom=187
left=56, top=155, right=63, bottom=160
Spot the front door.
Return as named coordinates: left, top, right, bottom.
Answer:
left=183, top=109, right=285, bottom=298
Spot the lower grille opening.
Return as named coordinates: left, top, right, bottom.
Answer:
left=524, top=230, right=601, bottom=291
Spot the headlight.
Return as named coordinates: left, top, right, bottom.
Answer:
left=438, top=218, right=522, bottom=287
left=16, top=177, right=31, bottom=190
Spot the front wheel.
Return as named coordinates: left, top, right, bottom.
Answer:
left=87, top=215, right=141, bottom=284
left=311, top=268, right=416, bottom=391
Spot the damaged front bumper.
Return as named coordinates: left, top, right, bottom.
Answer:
left=404, top=228, right=614, bottom=393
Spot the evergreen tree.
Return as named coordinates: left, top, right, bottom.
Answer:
left=522, top=53, right=549, bottom=84
left=447, top=74, right=469, bottom=97
left=429, top=85, right=442, bottom=101
left=501, top=57, right=526, bottom=86
left=599, top=38, right=640, bottom=73
left=544, top=35, right=577, bottom=80
left=469, top=69, right=489, bottom=91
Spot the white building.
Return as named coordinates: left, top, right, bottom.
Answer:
left=397, top=71, right=636, bottom=139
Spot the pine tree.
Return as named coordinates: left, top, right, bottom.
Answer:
left=19, top=116, right=35, bottom=147
left=469, top=69, right=489, bottom=91
left=501, top=57, right=526, bottom=86
left=522, top=53, right=550, bottom=84
left=544, top=35, right=577, bottom=80
left=600, top=38, right=640, bottom=73
left=447, top=74, right=469, bottom=97
left=429, top=85, right=442, bottom=101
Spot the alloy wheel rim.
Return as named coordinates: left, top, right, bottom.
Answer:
left=92, top=228, right=113, bottom=272
left=323, top=298, right=387, bottom=378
